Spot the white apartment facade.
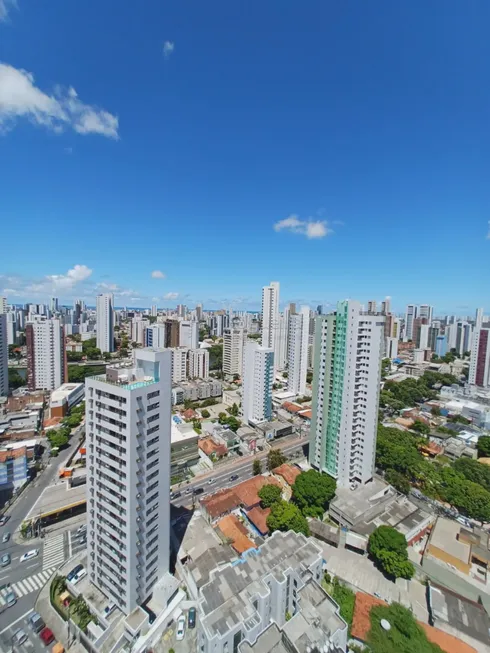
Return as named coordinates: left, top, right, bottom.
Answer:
left=404, top=304, right=417, bottom=341
left=6, top=312, right=17, bottom=345
left=242, top=342, right=274, bottom=425
left=0, top=314, right=7, bottom=397
left=287, top=306, right=310, bottom=396
left=132, top=318, right=150, bottom=347
left=188, top=348, right=209, bottom=379
left=85, top=348, right=172, bottom=615
left=171, top=347, right=189, bottom=383
left=309, top=300, right=385, bottom=488
left=179, top=321, right=199, bottom=350
left=223, top=327, right=247, bottom=377
left=26, top=316, right=66, bottom=391
left=145, top=324, right=166, bottom=349
left=261, top=281, right=280, bottom=373
left=96, top=293, right=115, bottom=353
left=0, top=298, right=6, bottom=314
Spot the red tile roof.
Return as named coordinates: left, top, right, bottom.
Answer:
left=233, top=475, right=282, bottom=509
left=273, top=464, right=301, bottom=487
left=201, top=488, right=241, bottom=520
left=201, top=475, right=282, bottom=519
left=246, top=506, right=271, bottom=534
left=199, top=437, right=227, bottom=457
left=351, top=593, right=477, bottom=653
left=282, top=402, right=303, bottom=413
left=0, top=446, right=27, bottom=463
left=217, top=514, right=256, bottom=554
left=182, top=408, right=197, bottom=419
left=299, top=410, right=312, bottom=420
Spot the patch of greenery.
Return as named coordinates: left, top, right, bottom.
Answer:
left=292, top=469, right=336, bottom=517
left=368, top=603, right=444, bottom=653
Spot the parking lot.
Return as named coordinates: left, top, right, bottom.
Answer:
left=0, top=608, right=59, bottom=653
left=157, top=608, right=197, bottom=653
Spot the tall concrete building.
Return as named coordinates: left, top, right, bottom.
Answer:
left=223, top=327, right=247, bottom=377
left=165, top=320, right=180, bottom=348
left=26, top=316, right=67, bottom=391
left=469, top=329, right=490, bottom=388
left=367, top=300, right=377, bottom=313
left=6, top=312, right=17, bottom=346
left=381, top=297, right=391, bottom=315
left=85, top=348, right=172, bottom=614
left=96, top=293, right=114, bottom=353
left=287, top=306, right=310, bottom=396
left=177, top=304, right=187, bottom=318
left=419, top=304, right=433, bottom=324
left=0, top=298, right=7, bottom=314
left=0, top=314, right=8, bottom=397
left=309, top=300, right=385, bottom=488
left=404, top=304, right=417, bottom=341
left=435, top=335, right=447, bottom=358
left=171, top=347, right=189, bottom=383
left=179, top=320, right=199, bottom=350
left=188, top=348, right=209, bottom=379
left=475, top=308, right=484, bottom=330
left=456, top=321, right=472, bottom=356
left=151, top=304, right=157, bottom=317
left=261, top=281, right=280, bottom=373
left=242, top=341, right=274, bottom=426
left=195, top=304, right=203, bottom=321
left=131, top=317, right=150, bottom=346
left=145, top=324, right=167, bottom=349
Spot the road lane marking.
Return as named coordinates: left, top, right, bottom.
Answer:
left=0, top=609, right=34, bottom=634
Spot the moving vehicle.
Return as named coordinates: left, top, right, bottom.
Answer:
left=71, top=568, right=87, bottom=585
left=1, top=553, right=11, bottom=567
left=29, top=613, right=46, bottom=633
left=188, top=607, right=197, bottom=628
left=5, top=591, right=16, bottom=607
left=20, top=549, right=39, bottom=563
left=193, top=487, right=204, bottom=495
left=39, top=628, right=55, bottom=645
left=13, top=629, right=28, bottom=646
left=207, top=479, right=216, bottom=485
left=0, top=515, right=10, bottom=527
left=67, top=564, right=83, bottom=582
left=176, top=615, right=186, bottom=641
left=171, top=491, right=181, bottom=500
left=229, top=474, right=239, bottom=482
left=2, top=532, right=10, bottom=543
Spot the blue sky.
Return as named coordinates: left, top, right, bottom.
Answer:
left=0, top=0, right=489, bottom=314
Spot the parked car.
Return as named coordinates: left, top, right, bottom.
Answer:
left=188, top=607, right=196, bottom=628
left=1, top=553, right=11, bottom=567
left=76, top=524, right=87, bottom=537
left=39, top=628, right=55, bottom=645
left=171, top=491, right=181, bottom=500
left=176, top=615, right=186, bottom=641
left=5, top=591, right=16, bottom=607
left=71, top=568, right=87, bottom=585
left=13, top=629, right=28, bottom=646
left=20, top=549, right=39, bottom=563
left=67, top=564, right=83, bottom=582
left=78, top=535, right=87, bottom=546
left=29, top=612, right=46, bottom=634
left=0, top=515, right=10, bottom=527
left=193, top=487, right=204, bottom=495
left=229, top=474, right=239, bottom=482
left=2, top=532, right=10, bottom=543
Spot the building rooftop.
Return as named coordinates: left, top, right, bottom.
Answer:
left=50, top=383, right=84, bottom=404
left=199, top=531, right=325, bottom=640
left=429, top=518, right=471, bottom=565
left=170, top=421, right=198, bottom=444
left=429, top=584, right=490, bottom=646
left=201, top=475, right=282, bottom=519
left=246, top=506, right=271, bottom=534
left=217, top=514, right=256, bottom=554
left=330, top=478, right=396, bottom=525
left=273, top=464, right=301, bottom=487
left=25, top=481, right=86, bottom=520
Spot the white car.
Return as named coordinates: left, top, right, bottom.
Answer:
left=20, top=549, right=39, bottom=563
left=176, top=615, right=186, bottom=641
left=71, top=568, right=87, bottom=585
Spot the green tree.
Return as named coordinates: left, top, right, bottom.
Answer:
left=209, top=344, right=223, bottom=371
left=331, top=579, right=356, bottom=632
left=68, top=364, right=106, bottom=383
left=368, top=525, right=414, bottom=579
left=385, top=469, right=411, bottom=495
left=453, top=457, right=490, bottom=493
left=411, top=420, right=430, bottom=435
left=184, top=399, right=194, bottom=410
left=267, top=448, right=287, bottom=471
left=258, top=484, right=282, bottom=508
left=368, top=603, right=444, bottom=653
left=227, top=403, right=239, bottom=417
left=253, top=459, right=262, bottom=476
left=376, top=549, right=415, bottom=579
left=430, top=406, right=441, bottom=416
left=67, top=351, right=84, bottom=361
left=8, top=368, right=25, bottom=389
left=119, top=348, right=128, bottom=358
left=266, top=500, right=309, bottom=536
left=478, top=436, right=490, bottom=459
left=293, top=469, right=337, bottom=517
left=103, top=352, right=112, bottom=361
left=201, top=409, right=211, bottom=419
left=381, top=358, right=391, bottom=378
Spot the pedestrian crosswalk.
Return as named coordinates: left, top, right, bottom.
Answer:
left=42, top=533, right=65, bottom=570
left=0, top=568, right=55, bottom=604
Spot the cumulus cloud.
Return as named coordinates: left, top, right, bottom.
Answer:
left=151, top=270, right=165, bottom=279
left=163, top=292, right=179, bottom=301
left=163, top=41, right=174, bottom=58
left=0, top=63, right=119, bottom=138
left=273, top=214, right=333, bottom=239
left=0, top=0, right=16, bottom=22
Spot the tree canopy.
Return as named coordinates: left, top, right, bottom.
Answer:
left=368, top=603, right=444, bottom=653
left=478, top=436, right=490, bottom=459
left=258, top=484, right=282, bottom=508
left=384, top=470, right=410, bottom=495
left=380, top=371, right=458, bottom=414
left=411, top=420, right=430, bottom=435
left=8, top=368, right=25, bottom=389
left=68, top=365, right=106, bottom=383
left=253, top=459, right=262, bottom=476
left=293, top=469, right=337, bottom=517
left=209, top=344, right=223, bottom=371
left=267, top=448, right=287, bottom=471
left=368, top=526, right=414, bottom=579
left=453, top=457, right=490, bottom=493
left=266, top=500, right=309, bottom=537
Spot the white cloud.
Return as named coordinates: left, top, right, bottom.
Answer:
left=151, top=270, right=165, bottom=279
left=163, top=41, right=175, bottom=58
left=163, top=292, right=179, bottom=301
left=0, top=0, right=16, bottom=22
left=0, top=63, right=119, bottom=138
left=273, top=214, right=333, bottom=239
